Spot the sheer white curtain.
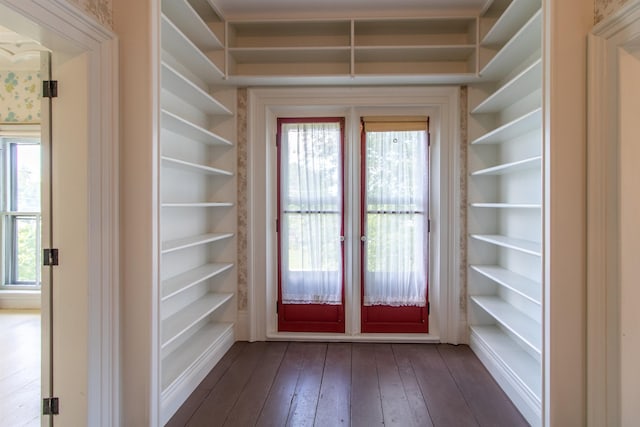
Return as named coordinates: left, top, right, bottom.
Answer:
left=363, top=127, right=428, bottom=307
left=279, top=120, right=343, bottom=305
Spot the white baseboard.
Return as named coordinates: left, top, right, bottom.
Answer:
left=470, top=332, right=541, bottom=427
left=160, top=326, right=234, bottom=425
left=0, top=290, right=41, bottom=309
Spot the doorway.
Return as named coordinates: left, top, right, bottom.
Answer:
left=247, top=86, right=463, bottom=342
left=0, top=1, right=118, bottom=425
left=0, top=26, right=47, bottom=426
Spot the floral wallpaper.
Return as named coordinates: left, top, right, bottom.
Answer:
left=459, top=86, right=468, bottom=319
left=0, top=70, right=41, bottom=124
left=237, top=88, right=248, bottom=311
left=69, top=0, right=112, bottom=28
left=595, top=0, right=629, bottom=23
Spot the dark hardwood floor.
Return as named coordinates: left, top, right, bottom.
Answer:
left=167, top=342, right=528, bottom=427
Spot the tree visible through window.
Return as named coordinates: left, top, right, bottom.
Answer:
left=0, top=136, right=41, bottom=287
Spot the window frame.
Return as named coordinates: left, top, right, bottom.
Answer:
left=0, top=134, right=42, bottom=290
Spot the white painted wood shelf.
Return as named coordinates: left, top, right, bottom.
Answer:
left=481, top=0, right=541, bottom=47
left=470, top=325, right=541, bottom=402
left=471, top=234, right=541, bottom=257
left=471, top=156, right=541, bottom=176
left=161, top=0, right=223, bottom=51
left=229, top=46, right=350, bottom=63
left=470, top=265, right=541, bottom=304
left=470, top=203, right=540, bottom=209
left=161, top=14, right=224, bottom=82
left=161, top=62, right=231, bottom=115
left=161, top=292, right=233, bottom=350
left=162, top=263, right=234, bottom=301
left=471, top=296, right=541, bottom=355
left=161, top=110, right=233, bottom=146
left=161, top=232, right=234, bottom=254
left=161, top=322, right=233, bottom=392
left=472, top=59, right=541, bottom=114
left=161, top=156, right=233, bottom=176
left=471, top=108, right=541, bottom=145
left=161, top=202, right=234, bottom=208
left=480, top=10, right=541, bottom=80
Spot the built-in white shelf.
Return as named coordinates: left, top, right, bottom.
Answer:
left=229, top=47, right=350, bottom=64
left=162, top=263, right=234, bottom=301
left=226, top=17, right=478, bottom=79
left=470, top=203, right=541, bottom=209
left=161, top=0, right=223, bottom=51
left=470, top=325, right=541, bottom=402
left=480, top=10, right=541, bottom=80
left=161, top=321, right=233, bottom=392
left=469, top=4, right=542, bottom=424
left=471, top=296, right=541, bottom=355
left=161, top=292, right=233, bottom=350
left=161, top=110, right=232, bottom=146
left=161, top=202, right=233, bottom=208
left=161, top=232, right=234, bottom=254
left=355, top=45, right=476, bottom=61
left=160, top=1, right=237, bottom=423
left=470, top=265, right=541, bottom=304
left=161, top=62, right=231, bottom=115
left=161, top=156, right=233, bottom=176
left=482, top=0, right=541, bottom=47
left=471, top=108, right=541, bottom=145
left=161, top=14, right=224, bottom=83
left=472, top=156, right=541, bottom=176
left=471, top=234, right=541, bottom=257
left=472, top=59, right=541, bottom=114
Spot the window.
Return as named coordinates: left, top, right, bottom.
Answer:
left=276, top=116, right=429, bottom=333
left=0, top=136, right=41, bottom=289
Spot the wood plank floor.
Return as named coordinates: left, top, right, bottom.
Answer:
left=168, top=342, right=528, bottom=427
left=0, top=310, right=41, bottom=427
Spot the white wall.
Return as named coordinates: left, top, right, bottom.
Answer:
left=544, top=0, right=592, bottom=424
left=618, top=48, right=640, bottom=426
left=113, top=0, right=160, bottom=424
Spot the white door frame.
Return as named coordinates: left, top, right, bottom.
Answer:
left=246, top=86, right=464, bottom=344
left=0, top=1, right=118, bottom=426
left=587, top=1, right=640, bottom=425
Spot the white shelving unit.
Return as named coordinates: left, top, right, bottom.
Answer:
left=159, top=0, right=237, bottom=423
left=468, top=0, right=543, bottom=425
left=225, top=17, right=478, bottom=82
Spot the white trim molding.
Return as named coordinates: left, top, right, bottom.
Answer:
left=0, top=1, right=119, bottom=426
left=247, top=86, right=463, bottom=344
left=588, top=2, right=640, bottom=425
left=0, top=290, right=40, bottom=309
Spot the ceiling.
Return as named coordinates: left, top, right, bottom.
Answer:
left=0, top=25, right=45, bottom=70
left=212, top=0, right=493, bottom=20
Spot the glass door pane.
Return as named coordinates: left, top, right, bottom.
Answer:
left=361, top=124, right=429, bottom=333
left=277, top=118, right=345, bottom=333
